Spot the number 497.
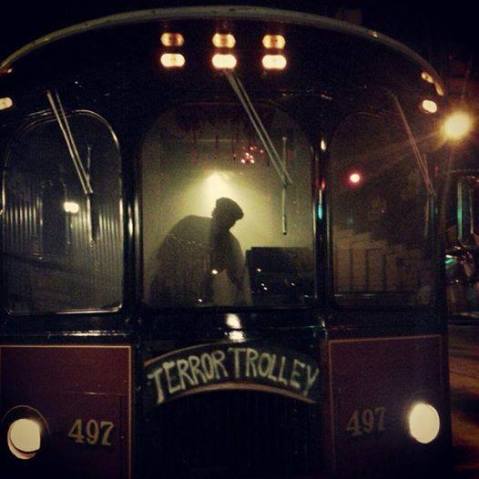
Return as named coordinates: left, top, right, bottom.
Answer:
left=68, top=419, right=115, bottom=446
left=346, top=407, right=386, bottom=437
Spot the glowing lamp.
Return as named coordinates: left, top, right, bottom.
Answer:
left=0, top=97, right=13, bottom=110
left=212, top=33, right=236, bottom=48
left=262, top=54, right=287, bottom=71
left=443, top=111, right=473, bottom=141
left=262, top=34, right=286, bottom=50
left=212, top=53, right=237, bottom=70
left=8, top=418, right=42, bottom=460
left=160, top=53, right=186, bottom=69
left=348, top=172, right=362, bottom=185
left=161, top=33, right=184, bottom=47
left=420, top=99, right=438, bottom=114
left=408, top=402, right=440, bottom=444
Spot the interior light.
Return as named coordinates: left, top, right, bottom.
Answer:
left=212, top=33, right=236, bottom=48
left=161, top=33, right=184, bottom=47
left=262, top=54, right=287, bottom=71
left=0, top=97, right=13, bottom=110
left=63, top=201, right=80, bottom=214
left=212, top=53, right=237, bottom=70
left=262, top=35, right=286, bottom=49
left=160, top=53, right=186, bottom=69
left=421, top=71, right=435, bottom=84
left=408, top=402, right=440, bottom=444
left=435, top=82, right=445, bottom=97
left=7, top=418, right=42, bottom=460
left=443, top=111, right=473, bottom=141
left=420, top=99, right=438, bottom=114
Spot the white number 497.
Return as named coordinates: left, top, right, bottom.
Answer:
left=346, top=407, right=386, bottom=437
left=68, top=418, right=115, bottom=446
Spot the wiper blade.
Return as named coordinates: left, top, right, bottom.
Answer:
left=47, top=89, right=93, bottom=196
left=225, top=71, right=293, bottom=188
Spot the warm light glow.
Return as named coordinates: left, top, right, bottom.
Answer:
left=320, top=139, right=327, bottom=151
left=160, top=53, right=186, bottom=69
left=349, top=172, right=362, bottom=185
left=8, top=419, right=42, bottom=460
left=421, top=71, right=435, bottom=84
left=212, top=33, right=236, bottom=48
left=0, top=97, right=13, bottom=110
left=420, top=99, right=438, bottom=114
left=161, top=33, right=184, bottom=47
left=443, top=111, right=473, bottom=140
left=212, top=53, right=237, bottom=70
left=63, top=201, right=80, bottom=214
left=262, top=34, right=286, bottom=49
left=262, top=54, right=287, bottom=70
left=408, top=403, right=440, bottom=444
left=435, top=82, right=445, bottom=97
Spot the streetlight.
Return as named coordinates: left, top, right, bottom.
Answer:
left=442, top=111, right=473, bottom=141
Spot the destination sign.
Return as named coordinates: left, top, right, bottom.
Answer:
left=145, top=342, right=320, bottom=406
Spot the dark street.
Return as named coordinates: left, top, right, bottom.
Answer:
left=450, top=320, right=479, bottom=478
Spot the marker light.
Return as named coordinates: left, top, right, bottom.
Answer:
left=64, top=201, right=80, bottom=214
left=408, top=402, right=440, bottom=444
left=212, top=53, right=237, bottom=70
left=160, top=33, right=184, bottom=47
left=160, top=53, right=186, bottom=69
left=420, top=99, right=438, bottom=114
left=262, top=54, right=287, bottom=71
left=421, top=71, right=435, bottom=84
left=212, top=33, right=236, bottom=48
left=262, top=34, right=286, bottom=49
left=0, top=97, right=13, bottom=110
left=443, top=111, right=473, bottom=141
left=7, top=418, right=42, bottom=460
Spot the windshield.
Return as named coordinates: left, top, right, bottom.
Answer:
left=142, top=97, right=315, bottom=308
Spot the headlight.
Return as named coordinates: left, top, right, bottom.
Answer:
left=408, top=402, right=440, bottom=444
left=7, top=418, right=42, bottom=460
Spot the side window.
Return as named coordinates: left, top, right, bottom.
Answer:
left=330, top=111, right=433, bottom=307
left=2, top=112, right=123, bottom=314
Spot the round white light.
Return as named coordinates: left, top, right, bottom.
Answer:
left=443, top=111, right=473, bottom=141
left=408, top=402, right=440, bottom=444
left=7, top=418, right=42, bottom=460
left=420, top=99, right=438, bottom=114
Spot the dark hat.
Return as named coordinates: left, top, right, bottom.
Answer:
left=215, top=197, right=244, bottom=220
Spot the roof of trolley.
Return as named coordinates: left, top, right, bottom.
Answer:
left=0, top=5, right=445, bottom=93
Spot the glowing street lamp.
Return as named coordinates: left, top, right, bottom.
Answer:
left=443, top=111, right=473, bottom=141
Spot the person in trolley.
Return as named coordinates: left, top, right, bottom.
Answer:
left=150, top=197, right=249, bottom=306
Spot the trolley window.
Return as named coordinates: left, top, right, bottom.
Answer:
left=143, top=102, right=314, bottom=308
left=2, top=111, right=123, bottom=314
left=330, top=108, right=433, bottom=307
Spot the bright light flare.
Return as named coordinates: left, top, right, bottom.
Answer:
left=7, top=418, right=42, bottom=460
left=212, top=53, right=237, bottom=70
left=262, top=54, right=287, bottom=71
left=408, top=402, right=440, bottom=444
left=443, top=111, right=473, bottom=141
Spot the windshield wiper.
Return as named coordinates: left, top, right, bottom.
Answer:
left=225, top=72, right=292, bottom=187
left=225, top=71, right=292, bottom=234
left=46, top=89, right=93, bottom=196
left=389, top=92, right=434, bottom=197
